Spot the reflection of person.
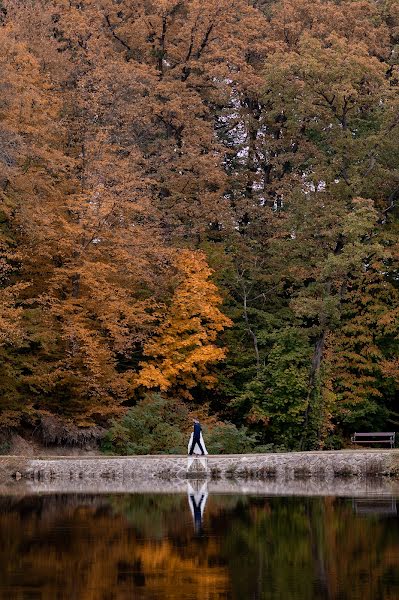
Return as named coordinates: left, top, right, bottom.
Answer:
left=187, top=481, right=208, bottom=534
left=191, top=493, right=205, bottom=533
left=188, top=418, right=208, bottom=455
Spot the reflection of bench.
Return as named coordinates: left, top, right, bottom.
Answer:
left=351, top=432, right=396, bottom=449
left=353, top=498, right=397, bottom=516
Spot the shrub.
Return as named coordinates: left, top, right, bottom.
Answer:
left=101, top=394, right=261, bottom=455
left=0, top=441, right=11, bottom=455
left=323, top=434, right=344, bottom=450
left=254, top=444, right=287, bottom=453
left=204, top=423, right=259, bottom=454
left=101, top=394, right=188, bottom=455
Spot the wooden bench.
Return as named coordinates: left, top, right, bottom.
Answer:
left=351, top=432, right=396, bottom=449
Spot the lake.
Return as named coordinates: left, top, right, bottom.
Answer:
left=0, top=487, right=398, bottom=599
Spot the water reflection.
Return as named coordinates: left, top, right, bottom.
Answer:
left=0, top=490, right=398, bottom=599
left=187, top=480, right=208, bottom=534
left=352, top=497, right=397, bottom=517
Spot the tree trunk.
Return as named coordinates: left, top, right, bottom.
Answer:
left=243, top=291, right=260, bottom=373
left=301, top=329, right=326, bottom=449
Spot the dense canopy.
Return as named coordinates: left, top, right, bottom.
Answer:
left=0, top=0, right=398, bottom=450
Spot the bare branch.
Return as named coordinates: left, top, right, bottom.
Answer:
left=104, top=15, right=132, bottom=59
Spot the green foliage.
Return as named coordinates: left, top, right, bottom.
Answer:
left=234, top=328, right=312, bottom=449
left=204, top=423, right=259, bottom=454
left=0, top=440, right=10, bottom=455
left=101, top=394, right=262, bottom=455
left=322, top=434, right=344, bottom=450
left=329, top=260, right=399, bottom=436
left=101, top=395, right=189, bottom=455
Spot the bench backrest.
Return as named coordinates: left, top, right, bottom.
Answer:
left=353, top=432, right=395, bottom=438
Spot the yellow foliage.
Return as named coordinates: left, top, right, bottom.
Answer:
left=137, top=249, right=232, bottom=394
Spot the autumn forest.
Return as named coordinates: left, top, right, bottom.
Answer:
left=0, top=0, right=398, bottom=451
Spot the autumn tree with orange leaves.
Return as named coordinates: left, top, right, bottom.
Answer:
left=137, top=250, right=232, bottom=396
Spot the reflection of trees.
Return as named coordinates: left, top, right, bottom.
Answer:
left=218, top=497, right=314, bottom=599
left=323, top=498, right=399, bottom=600
left=0, top=494, right=231, bottom=600
left=0, top=495, right=398, bottom=600
left=219, top=497, right=399, bottom=600
left=109, top=494, right=186, bottom=540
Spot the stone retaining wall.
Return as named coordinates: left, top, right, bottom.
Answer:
left=1, top=450, right=398, bottom=490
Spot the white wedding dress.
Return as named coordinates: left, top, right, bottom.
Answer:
left=187, top=432, right=208, bottom=455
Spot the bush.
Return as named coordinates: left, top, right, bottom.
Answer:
left=101, top=394, right=189, bottom=455
left=202, top=423, right=259, bottom=454
left=0, top=431, right=11, bottom=455
left=254, top=444, right=287, bottom=453
left=0, top=441, right=11, bottom=455
left=101, top=394, right=262, bottom=455
left=323, top=434, right=344, bottom=450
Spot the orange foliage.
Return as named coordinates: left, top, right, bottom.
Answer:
left=137, top=250, right=232, bottom=396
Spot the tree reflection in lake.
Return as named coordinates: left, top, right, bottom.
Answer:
left=0, top=491, right=398, bottom=600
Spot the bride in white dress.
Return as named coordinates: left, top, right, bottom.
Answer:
left=187, top=418, right=208, bottom=455
left=187, top=430, right=208, bottom=455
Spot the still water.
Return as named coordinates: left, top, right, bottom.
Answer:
left=0, top=488, right=398, bottom=600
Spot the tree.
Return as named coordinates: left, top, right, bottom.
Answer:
left=137, top=249, right=232, bottom=397
left=79, top=0, right=270, bottom=241
left=1, top=1, right=174, bottom=426
left=328, top=256, right=399, bottom=433
left=215, top=0, right=399, bottom=447
left=0, top=18, right=67, bottom=426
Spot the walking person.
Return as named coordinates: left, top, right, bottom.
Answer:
left=188, top=418, right=208, bottom=455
